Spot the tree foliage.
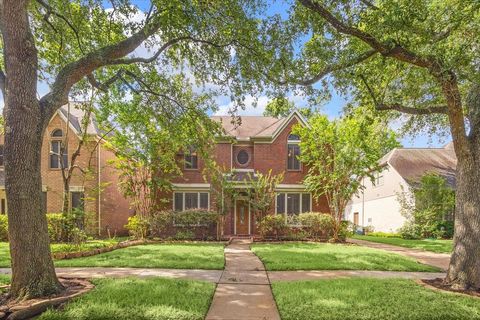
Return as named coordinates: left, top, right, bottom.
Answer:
left=294, top=109, right=399, bottom=240
left=246, top=169, right=284, bottom=219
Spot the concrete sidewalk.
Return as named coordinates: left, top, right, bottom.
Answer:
left=0, top=267, right=223, bottom=283
left=205, top=239, right=281, bottom=320
left=348, top=238, right=451, bottom=271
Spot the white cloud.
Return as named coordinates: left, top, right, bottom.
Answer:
left=214, top=95, right=271, bottom=116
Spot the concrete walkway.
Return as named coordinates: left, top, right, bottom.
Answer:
left=0, top=267, right=222, bottom=283
left=348, top=238, right=451, bottom=271
left=205, top=239, right=281, bottom=320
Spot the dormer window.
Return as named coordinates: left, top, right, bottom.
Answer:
left=287, top=133, right=301, bottom=171
left=184, top=147, right=198, bottom=170
left=50, top=129, right=68, bottom=169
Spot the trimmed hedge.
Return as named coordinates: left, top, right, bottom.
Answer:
left=126, top=209, right=220, bottom=240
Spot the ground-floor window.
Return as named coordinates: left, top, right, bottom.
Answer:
left=71, top=191, right=85, bottom=211
left=276, top=192, right=311, bottom=216
left=173, top=192, right=209, bottom=211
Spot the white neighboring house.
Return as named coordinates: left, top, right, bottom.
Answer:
left=344, top=143, right=457, bottom=233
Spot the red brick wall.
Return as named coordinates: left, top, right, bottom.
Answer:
left=1, top=113, right=133, bottom=236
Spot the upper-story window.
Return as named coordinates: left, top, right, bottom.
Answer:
left=0, top=145, right=4, bottom=167
left=373, top=171, right=384, bottom=187
left=50, top=129, right=68, bottom=169
left=235, top=149, right=251, bottom=167
left=287, top=134, right=301, bottom=171
left=184, top=147, right=198, bottom=170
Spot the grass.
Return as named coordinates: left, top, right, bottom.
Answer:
left=251, top=242, right=438, bottom=271
left=38, top=277, right=215, bottom=320
left=352, top=235, right=453, bottom=253
left=0, top=242, right=225, bottom=269
left=272, top=278, right=480, bottom=320
left=55, top=243, right=225, bottom=269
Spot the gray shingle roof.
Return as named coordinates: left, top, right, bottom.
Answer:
left=381, top=143, right=457, bottom=187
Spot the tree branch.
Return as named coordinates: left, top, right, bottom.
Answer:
left=295, top=49, right=377, bottom=86
left=359, top=74, right=448, bottom=115
left=39, top=16, right=164, bottom=119
left=376, top=103, right=448, bottom=115
left=298, top=0, right=434, bottom=69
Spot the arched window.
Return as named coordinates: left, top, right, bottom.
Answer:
left=287, top=133, right=301, bottom=170
left=50, top=129, right=68, bottom=169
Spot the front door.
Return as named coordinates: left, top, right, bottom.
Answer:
left=235, top=200, right=250, bottom=235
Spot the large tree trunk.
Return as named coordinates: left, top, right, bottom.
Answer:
left=445, top=84, right=480, bottom=291
left=445, top=152, right=480, bottom=290
left=2, top=0, right=62, bottom=299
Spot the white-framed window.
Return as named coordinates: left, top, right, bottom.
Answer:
left=373, top=171, right=384, bottom=187
left=287, top=134, right=301, bottom=171
left=173, top=192, right=209, bottom=211
left=50, top=129, right=68, bottom=169
left=275, top=192, right=311, bottom=216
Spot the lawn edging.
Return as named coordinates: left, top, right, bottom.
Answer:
left=415, top=279, right=480, bottom=299
left=0, top=278, right=94, bottom=320
left=52, top=239, right=147, bottom=260
left=52, top=239, right=228, bottom=260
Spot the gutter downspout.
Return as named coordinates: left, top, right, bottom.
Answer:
left=97, top=144, right=101, bottom=236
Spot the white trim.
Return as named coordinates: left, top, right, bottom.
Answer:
left=232, top=168, right=254, bottom=173
left=271, top=111, right=309, bottom=142
left=234, top=199, right=251, bottom=235
left=172, top=183, right=211, bottom=189
left=276, top=184, right=306, bottom=190
left=69, top=186, right=85, bottom=192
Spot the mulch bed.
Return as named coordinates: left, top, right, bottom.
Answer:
left=418, top=278, right=480, bottom=298
left=0, top=277, right=93, bottom=320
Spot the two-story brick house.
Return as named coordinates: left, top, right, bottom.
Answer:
left=0, top=103, right=132, bottom=236
left=168, top=111, right=330, bottom=236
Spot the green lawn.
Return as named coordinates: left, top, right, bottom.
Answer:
left=55, top=243, right=225, bottom=269
left=0, top=239, right=125, bottom=267
left=251, top=243, right=438, bottom=271
left=272, top=278, right=480, bottom=320
left=38, top=277, right=215, bottom=320
left=352, top=235, right=453, bottom=253
left=0, top=242, right=225, bottom=269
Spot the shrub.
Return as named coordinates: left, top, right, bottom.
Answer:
left=0, top=215, right=7, bottom=241
left=149, top=211, right=174, bottom=238
left=436, top=221, right=454, bottom=239
left=47, top=213, right=68, bottom=242
left=125, top=215, right=149, bottom=239
left=173, top=209, right=218, bottom=227
left=337, top=220, right=352, bottom=241
left=282, top=227, right=309, bottom=241
left=257, top=215, right=287, bottom=239
left=399, top=222, right=423, bottom=240
left=173, top=230, right=195, bottom=240
left=298, top=212, right=334, bottom=240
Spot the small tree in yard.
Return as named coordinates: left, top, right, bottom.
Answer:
left=398, top=173, right=456, bottom=239
left=294, top=110, right=399, bottom=241
left=246, top=170, right=284, bottom=220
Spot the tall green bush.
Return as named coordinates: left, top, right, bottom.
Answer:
left=0, top=215, right=8, bottom=241
left=399, top=173, right=455, bottom=239
left=125, top=215, right=150, bottom=240
left=298, top=212, right=334, bottom=240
